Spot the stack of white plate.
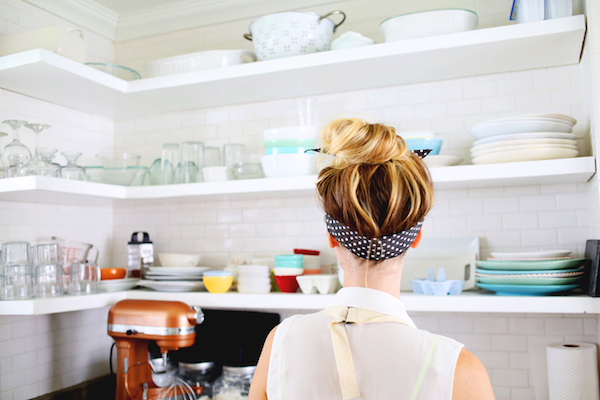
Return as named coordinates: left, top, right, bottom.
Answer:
left=138, top=266, right=210, bottom=292
left=475, top=250, right=584, bottom=295
left=469, top=114, right=578, bottom=164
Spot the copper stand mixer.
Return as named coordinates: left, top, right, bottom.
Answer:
left=108, top=300, right=205, bottom=400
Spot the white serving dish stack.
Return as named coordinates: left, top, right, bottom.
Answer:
left=145, top=50, right=256, bottom=78
left=469, top=114, right=578, bottom=164
left=261, top=126, right=322, bottom=178
left=236, top=265, right=271, bottom=294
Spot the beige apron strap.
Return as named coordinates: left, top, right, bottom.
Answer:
left=322, top=306, right=413, bottom=400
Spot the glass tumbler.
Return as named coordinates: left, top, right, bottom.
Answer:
left=68, top=262, right=99, bottom=295
left=1, top=265, right=34, bottom=300
left=175, top=141, right=204, bottom=183
left=204, top=147, right=221, bottom=167
left=34, top=264, right=64, bottom=297
left=33, top=243, right=61, bottom=265
left=223, top=144, right=245, bottom=180
left=149, top=144, right=180, bottom=185
left=1, top=242, right=31, bottom=266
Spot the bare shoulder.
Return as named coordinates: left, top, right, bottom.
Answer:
left=453, top=348, right=496, bottom=400
left=248, top=326, right=278, bottom=400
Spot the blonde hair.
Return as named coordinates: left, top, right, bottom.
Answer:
left=316, top=118, right=434, bottom=239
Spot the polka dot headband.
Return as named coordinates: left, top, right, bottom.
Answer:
left=326, top=216, right=423, bottom=261
left=325, top=148, right=431, bottom=261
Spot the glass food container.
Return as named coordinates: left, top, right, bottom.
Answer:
left=177, top=361, right=218, bottom=398
left=212, top=365, right=256, bottom=400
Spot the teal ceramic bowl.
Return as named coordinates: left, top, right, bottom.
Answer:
left=275, top=254, right=304, bottom=268
left=265, top=146, right=309, bottom=155
left=402, top=138, right=443, bottom=155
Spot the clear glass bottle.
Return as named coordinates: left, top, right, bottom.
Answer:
left=212, top=365, right=256, bottom=400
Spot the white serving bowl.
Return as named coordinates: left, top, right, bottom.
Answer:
left=145, top=50, right=256, bottom=78
left=158, top=253, right=202, bottom=267
left=261, top=154, right=319, bottom=178
left=238, top=276, right=271, bottom=286
left=237, top=283, right=271, bottom=294
left=237, top=265, right=270, bottom=276
left=380, top=9, right=478, bottom=42
left=331, top=31, right=375, bottom=50
left=273, top=267, right=304, bottom=276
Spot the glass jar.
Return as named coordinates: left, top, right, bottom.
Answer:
left=212, top=365, right=256, bottom=400
left=177, top=361, right=217, bottom=398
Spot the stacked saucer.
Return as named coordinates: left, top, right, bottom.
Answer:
left=475, top=250, right=585, bottom=295
left=138, top=266, right=210, bottom=292
left=469, top=114, right=578, bottom=164
left=236, top=265, right=271, bottom=294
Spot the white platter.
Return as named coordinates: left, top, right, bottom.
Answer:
left=490, top=250, right=572, bottom=258
left=98, top=278, right=140, bottom=292
left=146, top=266, right=210, bottom=275
left=471, top=119, right=574, bottom=140
left=472, top=132, right=576, bottom=146
left=473, top=113, right=577, bottom=126
left=423, top=155, right=463, bottom=168
left=138, top=280, right=207, bottom=292
left=472, top=148, right=578, bottom=164
left=472, top=138, right=577, bottom=152
left=471, top=144, right=577, bottom=158
left=145, top=275, right=204, bottom=281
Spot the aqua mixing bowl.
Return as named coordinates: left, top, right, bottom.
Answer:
left=275, top=254, right=304, bottom=268
left=402, top=138, right=443, bottom=155
left=265, top=146, right=309, bottom=155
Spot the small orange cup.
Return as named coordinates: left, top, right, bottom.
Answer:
left=100, top=268, right=126, bottom=280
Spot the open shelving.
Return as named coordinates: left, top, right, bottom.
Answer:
left=0, top=157, right=595, bottom=206
left=0, top=16, right=586, bottom=119
left=0, top=289, right=598, bottom=315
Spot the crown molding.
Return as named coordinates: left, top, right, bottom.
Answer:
left=114, top=0, right=345, bottom=42
left=24, top=0, right=119, bottom=40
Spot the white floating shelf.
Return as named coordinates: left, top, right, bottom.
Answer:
left=0, top=16, right=586, bottom=119
left=0, top=290, right=598, bottom=315
left=0, top=157, right=594, bottom=206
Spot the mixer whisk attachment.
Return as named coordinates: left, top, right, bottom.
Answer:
left=158, top=377, right=198, bottom=400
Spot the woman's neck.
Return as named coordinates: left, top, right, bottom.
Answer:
left=337, top=247, right=405, bottom=299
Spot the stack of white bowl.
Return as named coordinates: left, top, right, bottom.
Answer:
left=469, top=114, right=578, bottom=164
left=236, top=265, right=271, bottom=294
left=260, top=126, right=320, bottom=178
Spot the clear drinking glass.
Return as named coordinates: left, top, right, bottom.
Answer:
left=39, top=148, right=61, bottom=176
left=34, top=264, right=64, bottom=298
left=18, top=124, right=56, bottom=177
left=60, top=151, right=86, bottom=180
left=1, top=265, right=34, bottom=300
left=2, top=120, right=32, bottom=177
left=223, top=144, right=245, bottom=179
left=0, top=131, right=8, bottom=179
left=1, top=241, right=31, bottom=266
left=149, top=144, right=180, bottom=185
left=68, top=262, right=99, bottom=295
left=204, top=146, right=221, bottom=167
left=33, top=243, right=61, bottom=265
left=175, top=141, right=204, bottom=184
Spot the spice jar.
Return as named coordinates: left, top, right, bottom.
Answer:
left=212, top=365, right=256, bottom=400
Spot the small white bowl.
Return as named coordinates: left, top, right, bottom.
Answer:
left=331, top=31, right=375, bottom=50
left=261, top=154, right=319, bottom=178
left=158, top=253, right=202, bottom=267
left=273, top=267, right=304, bottom=276
left=238, top=276, right=271, bottom=286
left=237, top=265, right=270, bottom=276
left=202, top=166, right=228, bottom=182
left=237, top=283, right=271, bottom=294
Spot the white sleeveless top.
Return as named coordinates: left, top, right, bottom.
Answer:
left=267, top=287, right=464, bottom=400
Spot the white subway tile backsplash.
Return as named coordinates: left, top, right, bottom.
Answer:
left=492, top=369, right=530, bottom=387
left=492, top=335, right=527, bottom=352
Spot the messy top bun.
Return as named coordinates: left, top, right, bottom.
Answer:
left=316, top=118, right=433, bottom=239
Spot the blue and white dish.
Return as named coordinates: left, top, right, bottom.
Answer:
left=476, top=282, right=580, bottom=295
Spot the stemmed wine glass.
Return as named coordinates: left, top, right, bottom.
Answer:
left=2, top=120, right=32, bottom=177
left=17, top=123, right=56, bottom=177
left=0, top=131, right=8, bottom=178
left=60, top=151, right=85, bottom=180
left=38, top=148, right=61, bottom=177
